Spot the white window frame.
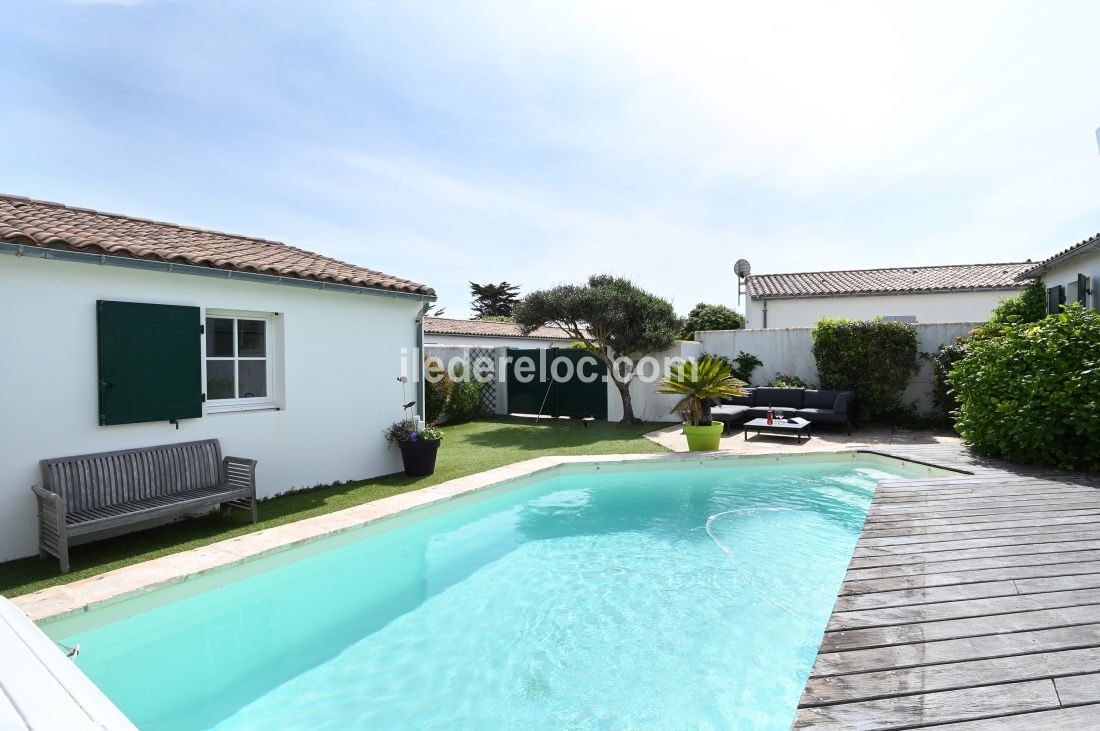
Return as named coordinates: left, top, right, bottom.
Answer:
left=204, top=309, right=279, bottom=414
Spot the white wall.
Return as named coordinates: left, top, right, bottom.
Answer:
left=695, top=323, right=981, bottom=415
left=606, top=341, right=703, bottom=423
left=745, top=289, right=1023, bottom=329
left=0, top=255, right=425, bottom=561
left=1040, top=249, right=1099, bottom=310
left=423, top=333, right=569, bottom=348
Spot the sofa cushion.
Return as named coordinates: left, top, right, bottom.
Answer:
left=711, top=405, right=750, bottom=422
left=796, top=408, right=845, bottom=422
left=753, top=387, right=804, bottom=409
left=803, top=389, right=840, bottom=409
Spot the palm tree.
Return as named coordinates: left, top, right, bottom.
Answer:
left=657, top=356, right=746, bottom=426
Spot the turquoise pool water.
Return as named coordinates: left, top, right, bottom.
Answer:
left=55, top=458, right=923, bottom=730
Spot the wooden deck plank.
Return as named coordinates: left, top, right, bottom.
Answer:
left=802, top=647, right=1100, bottom=705
left=848, top=539, right=1100, bottom=570
left=827, top=587, right=1100, bottom=631
left=792, top=679, right=1060, bottom=730
left=844, top=549, right=1100, bottom=582
left=904, top=704, right=1100, bottom=729
left=1054, top=673, right=1100, bottom=706
left=810, top=623, right=1100, bottom=677
left=853, top=529, right=1100, bottom=558
left=840, top=560, right=1100, bottom=595
left=797, top=444, right=1100, bottom=728
left=820, top=604, right=1100, bottom=653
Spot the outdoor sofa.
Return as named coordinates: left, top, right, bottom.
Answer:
left=710, top=387, right=857, bottom=435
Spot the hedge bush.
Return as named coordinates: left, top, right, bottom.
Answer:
left=811, top=318, right=919, bottom=422
left=949, top=304, right=1100, bottom=470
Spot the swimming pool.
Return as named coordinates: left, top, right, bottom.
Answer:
left=44, top=454, right=947, bottom=730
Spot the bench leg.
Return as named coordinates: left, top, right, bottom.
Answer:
left=59, top=546, right=70, bottom=574
left=250, top=496, right=258, bottom=524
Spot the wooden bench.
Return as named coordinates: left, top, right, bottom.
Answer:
left=32, top=439, right=257, bottom=573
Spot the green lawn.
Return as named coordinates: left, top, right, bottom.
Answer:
left=0, top=417, right=667, bottom=598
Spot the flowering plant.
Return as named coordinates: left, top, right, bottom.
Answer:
left=768, top=372, right=810, bottom=388
left=383, top=418, right=443, bottom=446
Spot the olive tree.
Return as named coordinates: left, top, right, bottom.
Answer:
left=513, top=275, right=679, bottom=424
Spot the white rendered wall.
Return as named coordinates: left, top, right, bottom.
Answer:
left=605, top=341, right=703, bottom=423
left=695, top=323, right=981, bottom=415
left=746, top=290, right=1023, bottom=329
left=1040, top=249, right=1099, bottom=310
left=0, top=255, right=424, bottom=561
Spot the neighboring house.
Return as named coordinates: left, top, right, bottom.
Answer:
left=0, top=194, right=435, bottom=562
left=423, top=317, right=578, bottom=348
left=1016, top=232, right=1098, bottom=313
left=744, top=262, right=1033, bottom=329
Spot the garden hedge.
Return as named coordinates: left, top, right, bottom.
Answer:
left=949, top=304, right=1100, bottom=471
left=811, top=318, right=919, bottom=422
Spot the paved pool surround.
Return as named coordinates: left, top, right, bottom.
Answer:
left=13, top=450, right=957, bottom=626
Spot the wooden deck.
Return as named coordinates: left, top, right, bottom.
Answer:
left=794, top=444, right=1100, bottom=729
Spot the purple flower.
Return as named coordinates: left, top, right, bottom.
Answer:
left=409, top=432, right=417, bottom=442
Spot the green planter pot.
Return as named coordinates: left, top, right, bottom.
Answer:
left=683, top=422, right=724, bottom=452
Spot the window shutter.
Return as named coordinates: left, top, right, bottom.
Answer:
left=97, top=300, right=202, bottom=425
left=1047, top=285, right=1065, bottom=315
left=1078, top=274, right=1089, bottom=306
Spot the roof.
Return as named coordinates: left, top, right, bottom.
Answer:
left=1016, top=232, right=1100, bottom=280
left=745, top=262, right=1033, bottom=299
left=0, top=193, right=434, bottom=296
left=424, top=317, right=577, bottom=340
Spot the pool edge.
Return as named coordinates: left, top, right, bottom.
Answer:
left=11, top=449, right=964, bottom=627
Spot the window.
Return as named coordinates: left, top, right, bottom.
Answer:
left=205, top=311, right=277, bottom=411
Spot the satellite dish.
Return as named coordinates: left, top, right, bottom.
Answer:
left=734, top=259, right=752, bottom=279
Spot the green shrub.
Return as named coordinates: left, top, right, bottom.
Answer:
left=447, top=364, right=485, bottom=423
left=930, top=337, right=969, bottom=417
left=679, top=303, right=746, bottom=340
left=930, top=278, right=1046, bottom=423
left=424, top=357, right=453, bottom=423
left=811, top=317, right=919, bottom=422
left=949, top=304, right=1100, bottom=470
left=985, top=277, right=1047, bottom=329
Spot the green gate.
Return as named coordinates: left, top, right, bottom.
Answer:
left=506, top=348, right=608, bottom=420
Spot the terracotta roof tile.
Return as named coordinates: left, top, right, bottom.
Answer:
left=1017, top=232, right=1100, bottom=279
left=0, top=193, right=434, bottom=296
left=424, top=317, right=579, bottom=340
left=746, top=262, right=1032, bottom=299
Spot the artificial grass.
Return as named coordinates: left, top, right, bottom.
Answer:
left=0, top=416, right=667, bottom=598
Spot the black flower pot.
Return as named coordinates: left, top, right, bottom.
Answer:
left=397, top=438, right=440, bottom=477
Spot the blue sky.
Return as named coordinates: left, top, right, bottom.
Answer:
left=4, top=1, right=1100, bottom=317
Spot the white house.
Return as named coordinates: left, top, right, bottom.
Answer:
left=1016, top=232, right=1099, bottom=312
left=423, top=317, right=577, bottom=348
left=743, top=262, right=1033, bottom=328
left=0, top=193, right=435, bottom=562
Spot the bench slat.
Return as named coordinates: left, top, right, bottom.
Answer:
left=34, top=439, right=254, bottom=572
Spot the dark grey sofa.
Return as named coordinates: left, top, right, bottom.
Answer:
left=710, top=387, right=857, bottom=434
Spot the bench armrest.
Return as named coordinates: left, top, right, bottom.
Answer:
left=31, top=485, right=66, bottom=511
left=223, top=456, right=258, bottom=494
left=832, top=391, right=856, bottom=415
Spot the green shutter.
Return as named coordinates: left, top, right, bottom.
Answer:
left=1047, top=285, right=1065, bottom=315
left=1078, top=273, right=1089, bottom=306
left=97, top=300, right=202, bottom=426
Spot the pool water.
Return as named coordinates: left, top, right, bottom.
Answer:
left=57, top=459, right=915, bottom=730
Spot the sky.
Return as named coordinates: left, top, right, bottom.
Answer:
left=3, top=0, right=1099, bottom=317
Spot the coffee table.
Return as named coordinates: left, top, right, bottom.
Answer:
left=743, top=417, right=811, bottom=444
